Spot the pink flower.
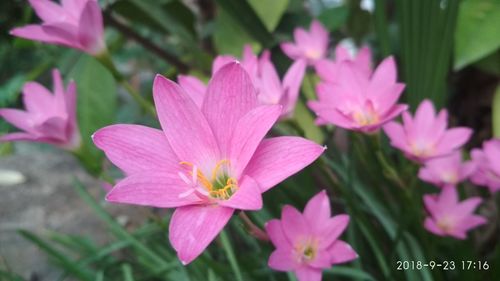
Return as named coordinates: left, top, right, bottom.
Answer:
left=10, top=0, right=106, bottom=55
left=470, top=139, right=500, bottom=193
left=265, top=191, right=357, bottom=281
left=384, top=100, right=472, bottom=162
left=315, top=45, right=372, bottom=83
left=0, top=69, right=80, bottom=150
left=423, top=187, right=486, bottom=239
left=280, top=20, right=329, bottom=65
left=178, top=45, right=306, bottom=118
left=93, top=63, right=324, bottom=264
left=418, top=151, right=475, bottom=188
left=308, top=57, right=408, bottom=132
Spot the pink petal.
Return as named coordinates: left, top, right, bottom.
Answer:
left=308, top=250, right=332, bottom=268
left=328, top=240, right=358, bottom=264
left=41, top=22, right=80, bottom=48
left=78, top=0, right=105, bottom=55
left=281, top=42, right=301, bottom=60
left=0, top=109, right=35, bottom=133
left=229, top=105, right=281, bottom=177
left=337, top=61, right=369, bottom=97
left=212, top=55, right=237, bottom=75
left=177, top=75, right=206, bottom=108
left=282, top=59, right=307, bottom=115
left=295, top=266, right=322, bottom=281
left=412, top=100, right=437, bottom=135
left=51, top=69, right=65, bottom=105
left=303, top=190, right=331, bottom=231
left=354, top=46, right=372, bottom=76
left=318, top=215, right=350, bottom=249
left=35, top=116, right=68, bottom=141
left=153, top=75, right=220, bottom=168
left=218, top=176, right=263, bottom=210
left=65, top=81, right=78, bottom=132
left=281, top=205, right=309, bottom=242
left=383, top=122, right=408, bottom=151
left=456, top=215, right=487, bottom=233
left=265, top=219, right=291, bottom=248
left=424, top=217, right=445, bottom=236
left=454, top=197, right=482, bottom=219
left=10, top=25, right=61, bottom=45
left=368, top=56, right=397, bottom=92
left=169, top=205, right=234, bottom=264
left=438, top=186, right=459, bottom=210
left=244, top=136, right=325, bottom=192
left=22, top=81, right=55, bottom=113
left=93, top=124, right=179, bottom=174
left=314, top=59, right=338, bottom=83
left=29, top=0, right=65, bottom=22
left=105, top=172, right=200, bottom=208
left=335, top=45, right=351, bottom=61
left=0, top=132, right=38, bottom=142
left=268, top=249, right=297, bottom=271
left=202, top=63, right=258, bottom=154
left=435, top=128, right=472, bottom=154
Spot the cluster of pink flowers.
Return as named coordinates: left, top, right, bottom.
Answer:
left=2, top=5, right=497, bottom=279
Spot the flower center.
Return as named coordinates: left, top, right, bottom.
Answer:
left=437, top=216, right=455, bottom=233
left=294, top=238, right=318, bottom=263
left=305, top=49, right=322, bottom=60
left=352, top=110, right=379, bottom=126
left=179, top=160, right=238, bottom=200
left=410, top=141, right=434, bottom=158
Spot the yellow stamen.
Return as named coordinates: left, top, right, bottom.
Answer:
left=179, top=160, right=238, bottom=200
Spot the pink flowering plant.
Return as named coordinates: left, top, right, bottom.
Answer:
left=1, top=1, right=498, bottom=281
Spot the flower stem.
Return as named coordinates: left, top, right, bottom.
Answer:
left=95, top=52, right=156, bottom=117
left=238, top=212, right=269, bottom=241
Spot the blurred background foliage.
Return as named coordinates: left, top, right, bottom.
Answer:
left=0, top=0, right=499, bottom=280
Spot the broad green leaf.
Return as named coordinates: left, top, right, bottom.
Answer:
left=68, top=55, right=117, bottom=175
left=213, top=8, right=261, bottom=56
left=0, top=74, right=25, bottom=107
left=318, top=6, right=349, bottom=32
left=493, top=84, right=500, bottom=137
left=454, top=0, right=500, bottom=70
left=248, top=0, right=289, bottom=32
left=474, top=50, right=500, bottom=75
left=214, top=0, right=275, bottom=47
left=324, top=266, right=376, bottom=280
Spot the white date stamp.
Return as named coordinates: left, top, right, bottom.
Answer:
left=396, top=260, right=490, bottom=271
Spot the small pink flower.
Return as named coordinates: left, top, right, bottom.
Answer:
left=266, top=191, right=357, bottom=281
left=384, top=100, right=472, bottom=162
left=470, top=139, right=500, bottom=193
left=418, top=151, right=475, bottom=188
left=93, top=63, right=324, bottom=264
left=423, top=187, right=486, bottom=239
left=315, top=45, right=372, bottom=83
left=178, top=45, right=306, bottom=118
left=280, top=20, right=329, bottom=65
left=10, top=0, right=106, bottom=55
left=0, top=69, right=80, bottom=150
left=308, top=56, right=408, bottom=132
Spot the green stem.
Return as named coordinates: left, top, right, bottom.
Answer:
left=238, top=212, right=269, bottom=241
left=219, top=230, right=244, bottom=281
left=95, top=52, right=156, bottom=117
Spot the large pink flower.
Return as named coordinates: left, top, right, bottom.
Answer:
left=384, top=100, right=472, bottom=162
left=0, top=69, right=80, bottom=150
left=308, top=57, right=407, bottom=132
left=10, top=0, right=106, bottom=55
left=315, top=45, right=372, bottom=84
left=418, top=151, right=475, bottom=188
left=470, top=139, right=500, bottom=193
left=266, top=191, right=357, bottom=281
left=280, top=20, right=329, bottom=65
left=93, top=63, right=324, bottom=264
left=423, top=187, right=486, bottom=239
left=178, top=45, right=306, bottom=118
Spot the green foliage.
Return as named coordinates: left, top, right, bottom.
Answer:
left=454, top=0, right=500, bottom=70
left=318, top=6, right=349, bottom=32
left=68, top=55, right=117, bottom=175
left=493, top=84, right=500, bottom=137
left=248, top=0, right=289, bottom=32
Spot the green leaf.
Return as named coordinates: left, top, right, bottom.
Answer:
left=248, top=0, right=289, bottom=32
left=0, top=73, right=25, bottom=107
left=122, top=264, right=135, bottom=281
left=214, top=0, right=275, bottom=47
left=454, top=0, right=500, bottom=70
left=219, top=230, right=244, bottom=281
left=318, top=6, right=349, bottom=32
left=493, top=84, right=500, bottom=137
left=18, top=230, right=94, bottom=281
left=324, top=266, right=376, bottom=281
left=68, top=54, right=117, bottom=175
left=213, top=8, right=261, bottom=56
